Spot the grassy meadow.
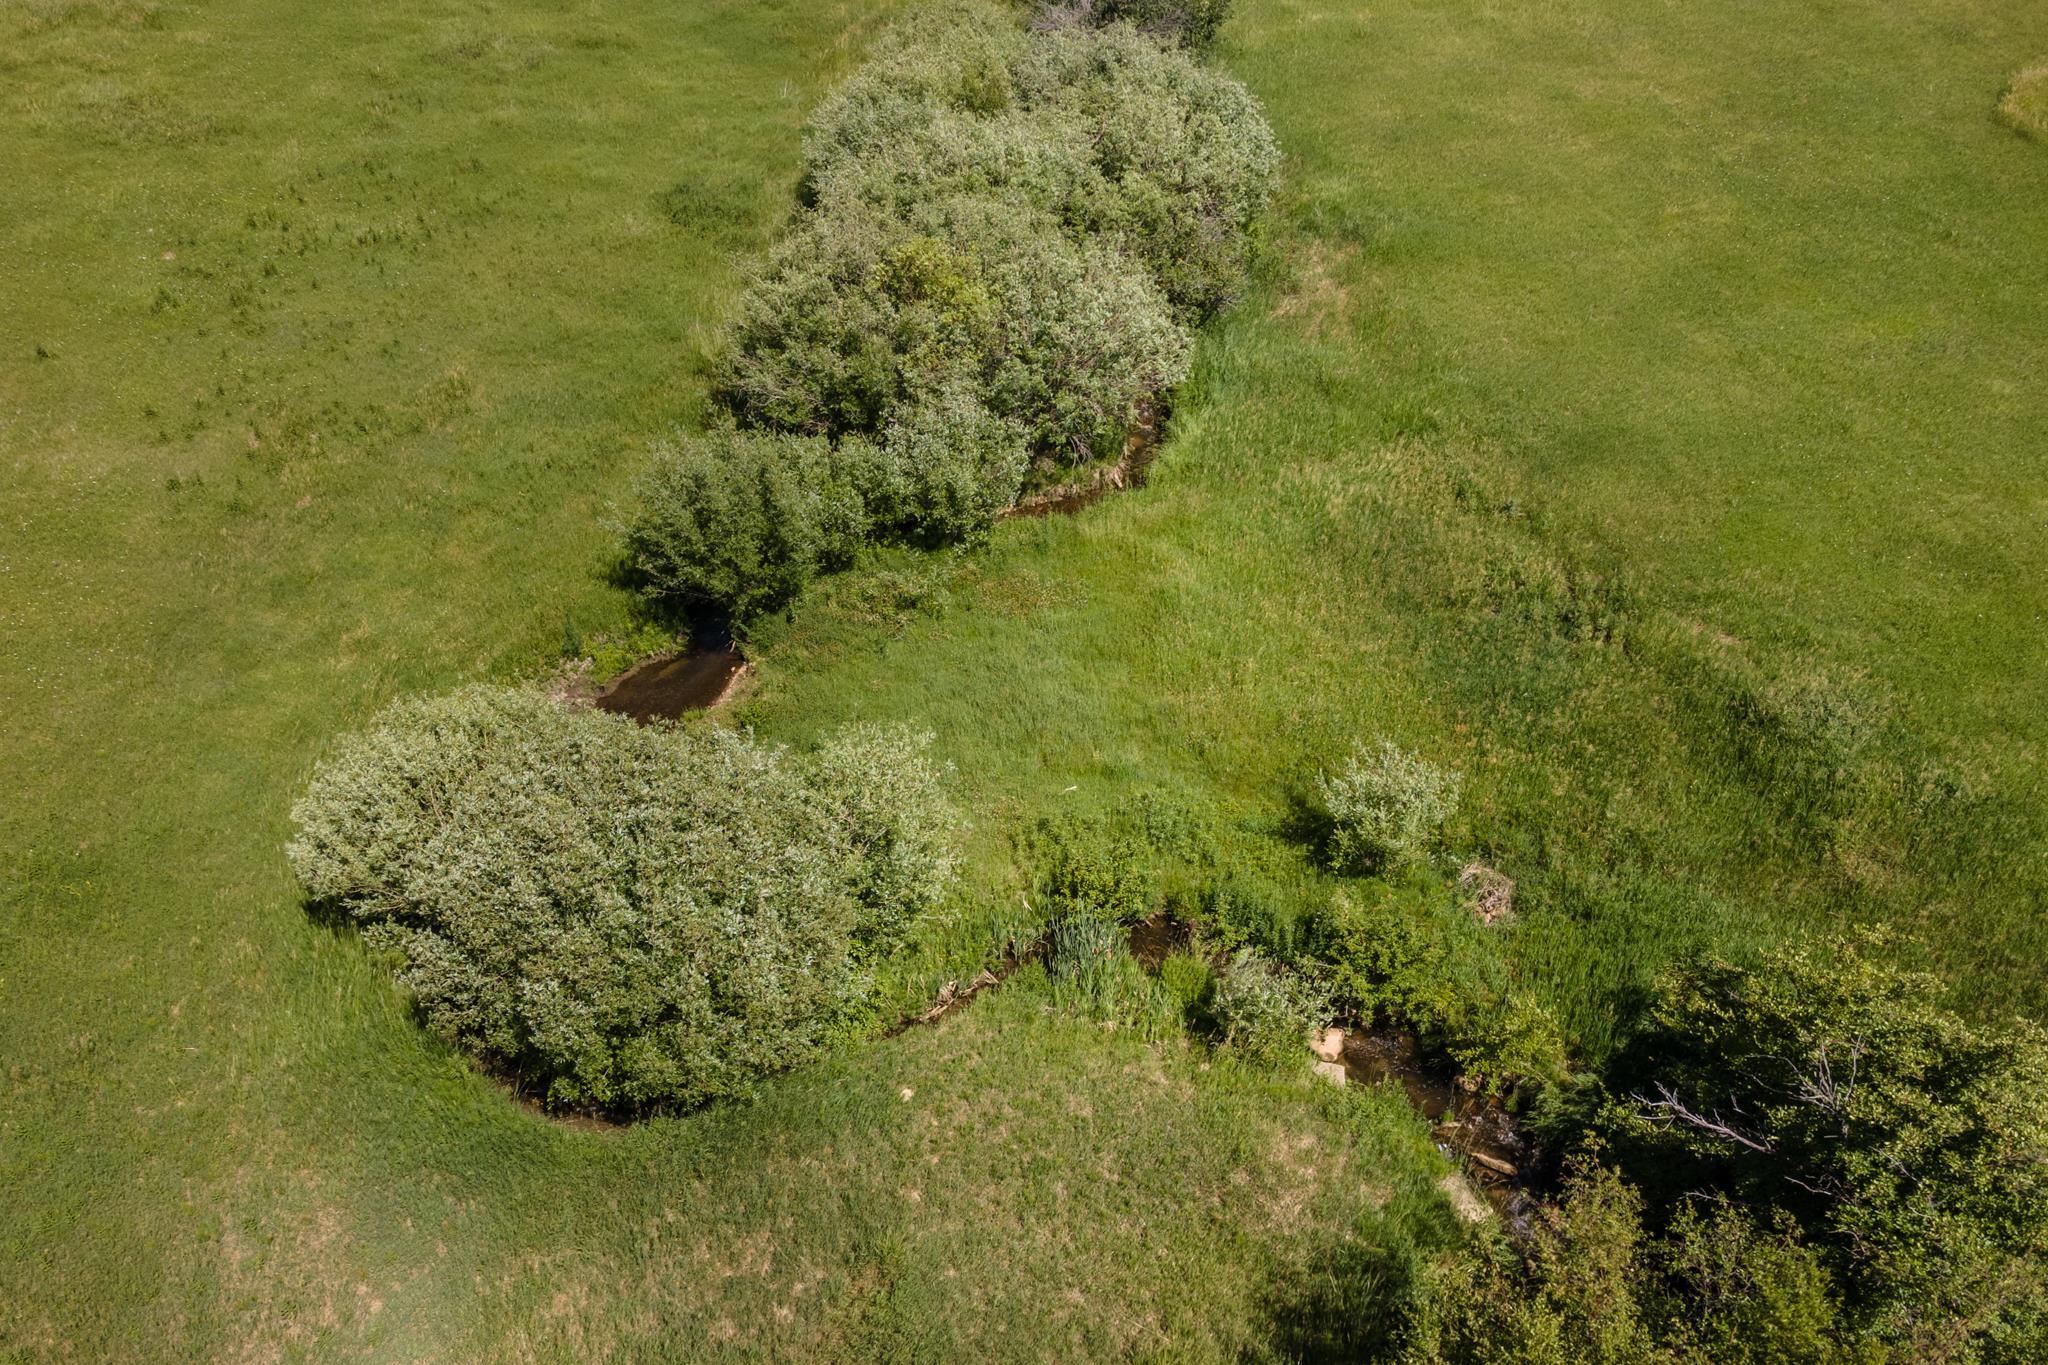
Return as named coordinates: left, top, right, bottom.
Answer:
left=5, top=0, right=2048, bottom=1357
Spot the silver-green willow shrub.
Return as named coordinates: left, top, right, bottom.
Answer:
left=1318, top=739, right=1463, bottom=874
left=1211, top=948, right=1330, bottom=1068
left=872, top=386, right=1029, bottom=544
left=806, top=4, right=1279, bottom=319
left=286, top=687, right=957, bottom=1112
left=717, top=192, right=1188, bottom=462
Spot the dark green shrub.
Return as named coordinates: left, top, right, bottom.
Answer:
left=286, top=687, right=958, bottom=1112
left=1087, top=0, right=1234, bottom=50
left=1207, top=871, right=1306, bottom=959
left=623, top=427, right=869, bottom=620
left=1211, top=948, right=1328, bottom=1068
left=1408, top=1151, right=1873, bottom=1364
left=1311, top=883, right=1565, bottom=1082
left=1035, top=814, right=1154, bottom=919
left=1318, top=739, right=1462, bottom=874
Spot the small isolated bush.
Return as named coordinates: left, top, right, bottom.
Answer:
left=1999, top=64, right=2048, bottom=142
left=286, top=687, right=957, bottom=1112
left=624, top=427, right=869, bottom=620
left=1318, top=739, right=1462, bottom=874
left=1211, top=948, right=1328, bottom=1068
left=871, top=386, right=1029, bottom=544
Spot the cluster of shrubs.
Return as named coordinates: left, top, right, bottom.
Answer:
left=626, top=0, right=1278, bottom=621
left=287, top=687, right=957, bottom=1112
left=1401, top=934, right=2048, bottom=1363
left=1023, top=781, right=2048, bottom=1355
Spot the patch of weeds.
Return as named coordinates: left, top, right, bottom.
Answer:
left=579, top=619, right=682, bottom=681
left=657, top=178, right=757, bottom=240
left=1206, top=870, right=1312, bottom=960
left=1028, top=812, right=1155, bottom=920
left=1046, top=910, right=1180, bottom=1039
left=2000, top=65, right=2048, bottom=141
left=1210, top=948, right=1328, bottom=1069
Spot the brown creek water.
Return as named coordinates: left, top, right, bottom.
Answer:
left=594, top=644, right=747, bottom=723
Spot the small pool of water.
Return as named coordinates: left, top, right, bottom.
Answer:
left=594, top=645, right=746, bottom=723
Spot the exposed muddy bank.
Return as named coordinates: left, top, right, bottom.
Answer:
left=1336, top=1027, right=1536, bottom=1224
left=1002, top=405, right=1161, bottom=520
left=594, top=643, right=747, bottom=723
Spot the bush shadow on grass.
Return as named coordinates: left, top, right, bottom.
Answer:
left=1271, top=780, right=1336, bottom=870
left=1257, top=1230, right=1420, bottom=1363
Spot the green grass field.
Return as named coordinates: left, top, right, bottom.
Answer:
left=6, top=0, right=2047, bottom=1356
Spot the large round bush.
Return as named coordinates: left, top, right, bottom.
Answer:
left=286, top=687, right=957, bottom=1111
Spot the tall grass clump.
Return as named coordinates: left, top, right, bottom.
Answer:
left=1045, top=909, right=1181, bottom=1037
left=286, top=687, right=958, bottom=1112
left=2000, top=65, right=2048, bottom=141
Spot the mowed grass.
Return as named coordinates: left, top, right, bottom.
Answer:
left=0, top=0, right=1462, bottom=1358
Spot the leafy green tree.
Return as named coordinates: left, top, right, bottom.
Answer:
left=1408, top=1153, right=1865, bottom=1364
left=1619, top=931, right=2048, bottom=1355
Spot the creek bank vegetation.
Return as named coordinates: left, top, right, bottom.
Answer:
left=272, top=1, right=2048, bottom=1356
left=623, top=0, right=1279, bottom=624
left=999, top=741, right=2048, bottom=1360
